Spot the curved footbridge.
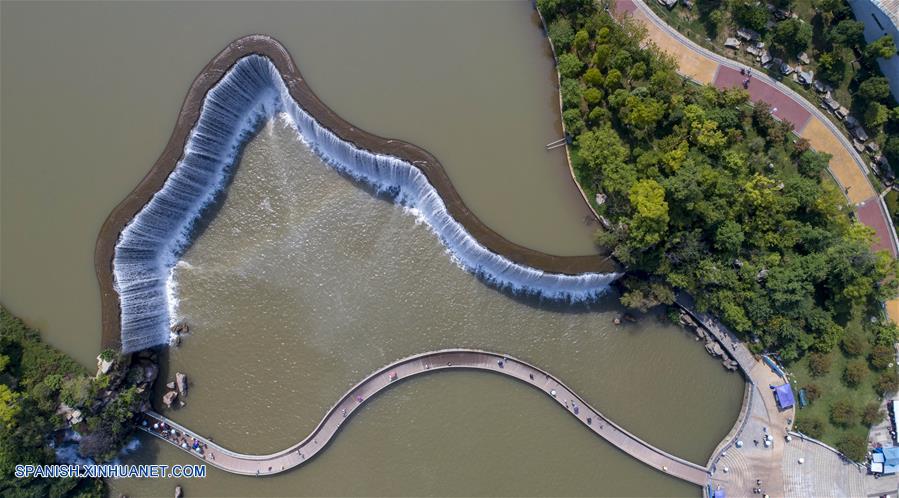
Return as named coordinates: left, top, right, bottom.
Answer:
left=140, top=349, right=710, bottom=486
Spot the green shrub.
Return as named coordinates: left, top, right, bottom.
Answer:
left=808, top=352, right=832, bottom=377
left=862, top=402, right=884, bottom=426
left=844, top=359, right=869, bottom=387
left=804, top=383, right=821, bottom=403
left=841, top=333, right=866, bottom=357
left=871, top=344, right=895, bottom=370
left=837, top=433, right=868, bottom=461
left=875, top=370, right=899, bottom=396
left=830, top=399, right=857, bottom=426
left=799, top=414, right=826, bottom=439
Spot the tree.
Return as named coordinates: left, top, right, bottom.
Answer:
left=707, top=10, right=725, bottom=36
left=0, top=384, right=19, bottom=428
left=628, top=179, right=670, bottom=247
left=830, top=20, right=865, bottom=48
left=830, top=399, right=857, bottom=426
left=622, top=95, right=666, bottom=136
left=563, top=108, right=585, bottom=135
left=605, top=68, right=623, bottom=89
left=773, top=19, right=812, bottom=55
left=862, top=402, right=884, bottom=425
left=584, top=67, right=603, bottom=87
left=808, top=351, right=832, bottom=376
left=715, top=220, right=744, bottom=253
left=733, top=1, right=769, bottom=33
left=886, top=137, right=899, bottom=169
left=619, top=278, right=675, bottom=311
left=548, top=17, right=575, bottom=50
left=858, top=77, right=891, bottom=102
left=578, top=127, right=636, bottom=196
left=844, top=359, right=869, bottom=386
left=817, top=51, right=846, bottom=84
left=814, top=0, right=848, bottom=25
left=560, top=78, right=581, bottom=109
left=537, top=0, right=561, bottom=19
left=558, top=53, right=584, bottom=78
left=573, top=29, right=590, bottom=55
left=865, top=103, right=889, bottom=129
left=866, top=35, right=897, bottom=60
left=798, top=149, right=831, bottom=177
left=583, top=87, right=603, bottom=106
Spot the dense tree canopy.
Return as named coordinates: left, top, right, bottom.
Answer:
left=538, top=4, right=899, bottom=361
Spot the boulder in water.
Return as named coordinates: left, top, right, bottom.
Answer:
left=171, top=323, right=189, bottom=335
left=705, top=340, right=724, bottom=358
left=166, top=381, right=176, bottom=390
left=175, top=485, right=183, bottom=498
left=175, top=372, right=188, bottom=397
left=163, top=391, right=178, bottom=408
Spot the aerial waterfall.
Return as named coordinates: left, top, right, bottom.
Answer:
left=113, top=55, right=620, bottom=353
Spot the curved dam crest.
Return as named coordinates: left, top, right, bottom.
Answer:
left=96, top=35, right=620, bottom=353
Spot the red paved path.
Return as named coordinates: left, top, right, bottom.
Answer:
left=858, top=199, right=896, bottom=255
left=714, top=66, right=812, bottom=132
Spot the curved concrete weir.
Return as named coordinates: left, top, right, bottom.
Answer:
left=95, top=35, right=620, bottom=353
left=141, top=349, right=710, bottom=486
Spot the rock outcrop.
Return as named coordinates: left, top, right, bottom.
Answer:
left=175, top=372, right=188, bottom=397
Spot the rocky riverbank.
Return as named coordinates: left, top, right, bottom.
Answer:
left=676, top=309, right=741, bottom=372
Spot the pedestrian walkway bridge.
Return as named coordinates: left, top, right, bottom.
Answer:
left=140, top=349, right=710, bottom=486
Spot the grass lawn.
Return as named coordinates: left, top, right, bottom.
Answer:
left=790, top=310, right=890, bottom=458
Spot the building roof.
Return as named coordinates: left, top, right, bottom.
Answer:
left=871, top=0, right=899, bottom=29
left=773, top=383, right=795, bottom=408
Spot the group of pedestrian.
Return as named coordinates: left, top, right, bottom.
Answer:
left=752, top=478, right=764, bottom=494
left=144, top=417, right=208, bottom=458
left=740, top=67, right=753, bottom=89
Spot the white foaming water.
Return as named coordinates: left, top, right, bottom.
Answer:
left=113, top=55, right=620, bottom=353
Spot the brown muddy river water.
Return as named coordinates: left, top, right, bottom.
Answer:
left=1, top=1, right=742, bottom=496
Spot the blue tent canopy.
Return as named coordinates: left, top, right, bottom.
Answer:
left=712, top=489, right=726, bottom=498
left=773, top=383, right=795, bottom=409
left=872, top=447, right=899, bottom=474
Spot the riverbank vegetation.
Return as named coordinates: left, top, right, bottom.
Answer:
left=0, top=307, right=150, bottom=497
left=538, top=0, right=898, bottom=448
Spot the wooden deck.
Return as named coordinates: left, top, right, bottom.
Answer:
left=140, top=349, right=710, bottom=486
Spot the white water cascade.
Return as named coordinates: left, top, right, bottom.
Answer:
left=113, top=55, right=621, bottom=353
